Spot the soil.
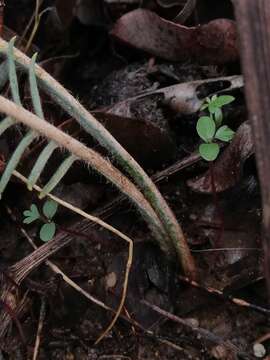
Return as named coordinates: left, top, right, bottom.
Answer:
left=0, top=1, right=268, bottom=359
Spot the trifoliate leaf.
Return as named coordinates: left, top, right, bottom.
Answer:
left=23, top=204, right=40, bottom=224
left=39, top=222, right=56, bottom=242
left=199, top=143, right=220, bottom=161
left=215, top=125, right=235, bottom=142
left=196, top=116, right=216, bottom=142
left=43, top=199, right=58, bottom=219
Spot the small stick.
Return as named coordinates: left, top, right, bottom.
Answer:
left=6, top=169, right=134, bottom=345
left=7, top=216, right=186, bottom=355
left=32, top=297, right=46, bottom=360
left=142, top=300, right=250, bottom=358
left=178, top=275, right=270, bottom=315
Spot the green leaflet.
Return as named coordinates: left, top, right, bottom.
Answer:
left=0, top=60, right=9, bottom=91
left=27, top=141, right=58, bottom=190
left=29, top=53, right=44, bottom=119
left=196, top=116, right=216, bottom=143
left=199, top=143, right=220, bottom=161
left=23, top=204, right=40, bottom=224
left=43, top=199, right=58, bottom=219
left=39, top=222, right=56, bottom=242
left=27, top=54, right=59, bottom=190
left=39, top=155, right=77, bottom=198
left=0, top=42, right=40, bottom=198
left=0, top=117, right=15, bottom=136
left=0, top=131, right=36, bottom=198
left=8, top=37, right=22, bottom=107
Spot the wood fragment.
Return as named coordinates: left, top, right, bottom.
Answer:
left=233, top=0, right=270, bottom=296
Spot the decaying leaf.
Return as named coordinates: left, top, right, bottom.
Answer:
left=108, top=75, right=243, bottom=116
left=95, top=111, right=177, bottom=168
left=111, top=9, right=238, bottom=63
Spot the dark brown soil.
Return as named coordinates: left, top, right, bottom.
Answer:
left=0, top=1, right=268, bottom=359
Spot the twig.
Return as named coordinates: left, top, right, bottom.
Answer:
left=9, top=171, right=134, bottom=344
left=25, top=6, right=53, bottom=55
left=178, top=274, right=270, bottom=315
left=32, top=297, right=46, bottom=360
left=141, top=300, right=250, bottom=358
left=14, top=222, right=112, bottom=312
left=18, top=0, right=45, bottom=52
left=6, top=213, right=186, bottom=355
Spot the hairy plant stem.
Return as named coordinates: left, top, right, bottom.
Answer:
left=0, top=95, right=171, bottom=255
left=0, top=38, right=196, bottom=277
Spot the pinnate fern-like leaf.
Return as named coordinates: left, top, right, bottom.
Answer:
left=0, top=41, right=74, bottom=199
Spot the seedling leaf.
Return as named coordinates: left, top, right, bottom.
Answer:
left=214, top=108, right=223, bottom=127
left=23, top=216, right=36, bottom=224
left=215, top=125, right=235, bottom=142
left=215, top=95, right=235, bottom=107
left=43, top=199, right=58, bottom=219
left=208, top=95, right=235, bottom=114
left=199, top=143, right=220, bottom=161
left=196, top=116, right=216, bottom=142
left=23, top=204, right=40, bottom=224
left=39, top=222, right=56, bottom=242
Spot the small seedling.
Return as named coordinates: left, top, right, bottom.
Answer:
left=23, top=199, right=58, bottom=242
left=197, top=95, right=235, bottom=161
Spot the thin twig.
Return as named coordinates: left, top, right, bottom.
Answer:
left=141, top=300, right=250, bottom=358
left=32, top=296, right=46, bottom=360
left=18, top=0, right=45, bottom=52
left=6, top=213, right=186, bottom=355
left=10, top=170, right=133, bottom=344
left=178, top=275, right=270, bottom=315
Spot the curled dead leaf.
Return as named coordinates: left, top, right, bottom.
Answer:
left=111, top=9, right=238, bottom=64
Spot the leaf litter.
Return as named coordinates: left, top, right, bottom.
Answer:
left=0, top=1, right=268, bottom=359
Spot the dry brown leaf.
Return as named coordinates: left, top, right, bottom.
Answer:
left=111, top=9, right=238, bottom=63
